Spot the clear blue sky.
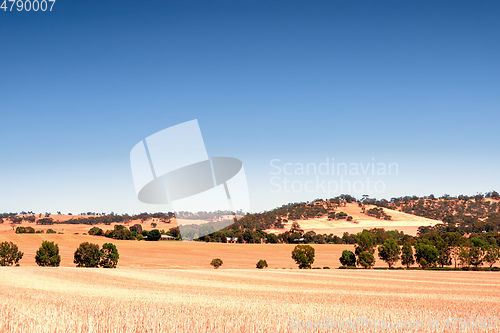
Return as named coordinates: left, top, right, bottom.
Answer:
left=1, top=0, right=499, bottom=214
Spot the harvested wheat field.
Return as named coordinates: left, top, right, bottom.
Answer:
left=1, top=267, right=499, bottom=332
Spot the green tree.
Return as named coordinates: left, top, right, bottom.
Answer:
left=458, top=246, right=471, bottom=268
left=401, top=242, right=415, bottom=268
left=357, top=251, right=375, bottom=269
left=469, top=246, right=484, bottom=267
left=339, top=250, right=356, bottom=267
left=483, top=245, right=500, bottom=268
left=99, top=243, right=119, bottom=268
left=291, top=245, right=315, bottom=269
left=415, top=242, right=438, bottom=268
left=0, top=241, right=24, bottom=266
left=210, top=258, right=223, bottom=269
left=88, top=227, right=103, bottom=236
left=146, top=229, right=161, bottom=241
left=354, top=230, right=376, bottom=255
left=377, top=238, right=400, bottom=268
left=435, top=236, right=452, bottom=267
left=74, top=242, right=100, bottom=267
left=35, top=241, right=61, bottom=267
left=256, top=260, right=268, bottom=269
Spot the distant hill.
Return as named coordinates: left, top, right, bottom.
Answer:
left=228, top=191, right=500, bottom=236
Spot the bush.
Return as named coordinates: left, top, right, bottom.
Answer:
left=35, top=241, right=61, bottom=267
left=491, top=267, right=500, bottom=271
left=136, top=234, right=144, bottom=241
left=15, top=226, right=26, bottom=234
left=210, top=258, right=223, bottom=269
left=46, top=229, right=57, bottom=234
left=256, top=260, right=268, bottom=269
left=74, top=242, right=100, bottom=267
left=339, top=250, right=356, bottom=266
left=0, top=241, right=24, bottom=266
left=323, top=266, right=330, bottom=269
left=146, top=229, right=161, bottom=241
left=88, top=227, right=103, bottom=236
left=291, top=245, right=315, bottom=269
left=99, top=243, right=119, bottom=268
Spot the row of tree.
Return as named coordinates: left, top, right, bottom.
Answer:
left=0, top=241, right=119, bottom=268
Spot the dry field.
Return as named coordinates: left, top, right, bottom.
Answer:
left=1, top=267, right=499, bottom=332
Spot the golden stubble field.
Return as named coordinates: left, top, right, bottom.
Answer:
left=1, top=268, right=499, bottom=332
left=1, top=227, right=500, bottom=332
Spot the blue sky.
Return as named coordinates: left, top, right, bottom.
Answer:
left=1, top=0, right=499, bottom=214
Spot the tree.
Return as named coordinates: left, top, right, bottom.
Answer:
left=378, top=238, right=400, bottom=268
left=435, top=236, right=452, bottom=267
left=146, top=229, right=161, bottom=241
left=35, top=241, right=61, bottom=267
left=291, top=245, right=315, bottom=269
left=210, top=258, right=223, bottom=269
left=357, top=251, right=375, bottom=269
left=74, top=242, right=100, bottom=267
left=88, top=226, right=103, bottom=236
left=339, top=250, right=356, bottom=267
left=401, top=243, right=415, bottom=268
left=256, top=260, right=268, bottom=269
left=0, top=241, right=23, bottom=266
left=415, top=242, right=438, bottom=268
left=99, top=243, right=119, bottom=268
left=129, top=224, right=142, bottom=234
left=469, top=246, right=484, bottom=267
left=458, top=247, right=471, bottom=268
left=484, top=245, right=500, bottom=268
left=354, top=230, right=376, bottom=255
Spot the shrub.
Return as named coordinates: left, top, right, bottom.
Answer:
left=491, top=267, right=500, bottom=271
left=136, top=234, right=144, bottom=241
left=99, top=243, right=119, bottom=268
left=130, top=224, right=143, bottom=234
left=146, top=229, right=161, bottom=241
left=339, top=250, right=356, bottom=266
left=46, top=229, right=57, bottom=234
left=74, top=242, right=100, bottom=267
left=256, top=260, right=268, bottom=269
left=35, top=241, right=61, bottom=267
left=323, top=267, right=330, bottom=269
left=88, top=227, right=103, bottom=236
left=291, top=245, right=315, bottom=269
left=15, top=226, right=26, bottom=234
left=0, top=241, right=24, bottom=266
left=210, top=258, right=223, bottom=269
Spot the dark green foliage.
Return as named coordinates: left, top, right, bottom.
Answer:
left=105, top=225, right=133, bottom=240
left=339, top=250, right=356, bottom=266
left=129, top=224, right=142, bottom=234
left=99, top=243, right=119, bottom=268
left=210, top=258, right=223, bottom=269
left=401, top=243, right=415, bottom=268
left=35, top=241, right=61, bottom=267
left=265, top=233, right=279, bottom=243
left=378, top=238, right=400, bottom=267
left=357, top=251, right=375, bottom=268
left=256, top=260, right=268, bottom=269
left=168, top=227, right=181, bottom=238
left=46, top=229, right=57, bottom=234
left=415, top=242, right=439, bottom=268
left=146, top=229, right=161, bottom=241
left=354, top=230, right=376, bottom=255
left=36, top=218, right=54, bottom=225
left=74, top=242, right=100, bottom=267
left=88, top=226, right=103, bottom=236
left=291, top=245, right=315, bottom=269
left=0, top=241, right=24, bottom=266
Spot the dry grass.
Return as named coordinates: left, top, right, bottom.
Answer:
left=1, top=268, right=499, bottom=332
